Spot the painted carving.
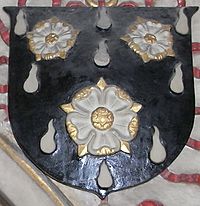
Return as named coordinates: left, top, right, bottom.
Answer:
left=61, top=78, right=142, bottom=156
left=27, top=17, right=79, bottom=61
left=121, top=17, right=175, bottom=63
left=6, top=6, right=196, bottom=197
left=85, top=0, right=118, bottom=7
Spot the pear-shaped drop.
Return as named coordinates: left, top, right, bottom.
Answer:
left=14, top=9, right=27, bottom=35
left=150, top=126, right=166, bottom=164
left=170, top=63, right=184, bottom=94
left=23, top=63, right=39, bottom=93
left=97, top=161, right=113, bottom=188
left=40, top=120, right=56, bottom=154
left=96, top=7, right=112, bottom=30
left=176, top=8, right=189, bottom=34
left=94, top=40, right=110, bottom=67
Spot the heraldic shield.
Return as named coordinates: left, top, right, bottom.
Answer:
left=5, top=6, right=198, bottom=198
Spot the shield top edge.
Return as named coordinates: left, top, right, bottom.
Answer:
left=3, top=6, right=199, bottom=9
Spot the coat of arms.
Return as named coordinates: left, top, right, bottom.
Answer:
left=5, top=6, right=197, bottom=198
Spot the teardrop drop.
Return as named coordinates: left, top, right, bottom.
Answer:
left=97, top=161, right=113, bottom=188
left=14, top=9, right=27, bottom=35
left=150, top=126, right=166, bottom=164
left=96, top=7, right=112, bottom=30
left=23, top=63, right=39, bottom=93
left=40, top=119, right=56, bottom=154
left=94, top=40, right=110, bottom=67
left=170, top=63, right=184, bottom=94
left=176, top=8, right=189, bottom=34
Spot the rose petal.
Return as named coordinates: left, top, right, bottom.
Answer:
left=133, top=37, right=144, bottom=44
left=36, top=22, right=51, bottom=36
left=56, top=42, right=67, bottom=49
left=111, top=127, right=134, bottom=142
left=136, top=24, right=147, bottom=36
left=76, top=128, right=95, bottom=144
left=87, top=88, right=102, bottom=107
left=149, top=44, right=165, bottom=55
left=32, top=35, right=45, bottom=44
left=139, top=42, right=150, bottom=52
left=103, top=86, right=131, bottom=111
left=103, top=86, right=118, bottom=107
left=59, top=27, right=71, bottom=37
left=59, top=33, right=72, bottom=42
left=157, top=40, right=169, bottom=47
left=106, top=131, right=121, bottom=149
left=76, top=130, right=96, bottom=145
left=72, top=87, right=102, bottom=113
left=34, top=42, right=46, bottom=52
left=31, top=32, right=45, bottom=38
left=42, top=45, right=59, bottom=54
left=130, top=31, right=143, bottom=38
left=87, top=131, right=120, bottom=155
left=52, top=22, right=63, bottom=34
left=67, top=112, right=93, bottom=143
left=147, top=22, right=162, bottom=34
left=156, top=30, right=170, bottom=41
left=114, top=109, right=135, bottom=127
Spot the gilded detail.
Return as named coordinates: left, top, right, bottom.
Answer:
left=130, top=102, right=142, bottom=113
left=96, top=77, right=107, bottom=90
left=60, top=103, right=74, bottom=113
left=45, top=33, right=59, bottom=44
left=97, top=147, right=115, bottom=155
left=128, top=117, right=139, bottom=137
left=66, top=121, right=78, bottom=140
left=120, top=141, right=131, bottom=154
left=74, top=87, right=92, bottom=100
left=85, top=0, right=118, bottom=7
left=78, top=145, right=88, bottom=157
left=116, top=88, right=131, bottom=101
left=144, top=33, right=157, bottom=44
left=91, top=107, right=114, bottom=130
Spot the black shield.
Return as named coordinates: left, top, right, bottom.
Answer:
left=5, top=7, right=197, bottom=198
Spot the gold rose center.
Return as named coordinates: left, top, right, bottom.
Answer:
left=144, top=33, right=157, bottom=44
left=91, top=107, right=114, bottom=130
left=45, top=33, right=59, bottom=44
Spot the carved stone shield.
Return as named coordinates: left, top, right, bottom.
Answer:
left=5, top=7, right=197, bottom=198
